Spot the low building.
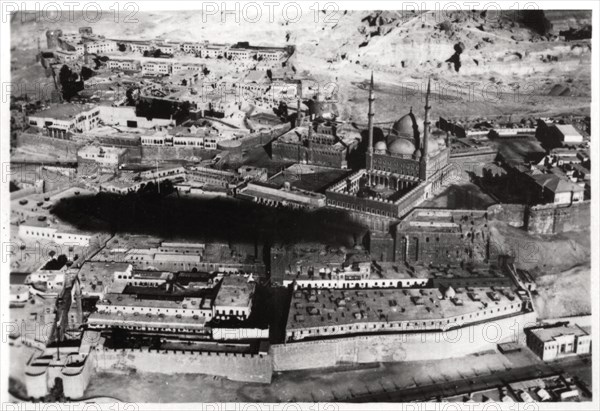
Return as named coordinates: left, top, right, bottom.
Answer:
left=213, top=275, right=255, bottom=321
left=18, top=219, right=95, bottom=247
left=285, top=285, right=527, bottom=342
left=107, top=59, right=141, bottom=72
left=77, top=145, right=128, bottom=174
left=548, top=124, right=583, bottom=145
left=141, top=60, right=172, bottom=76
left=237, top=181, right=326, bottom=210
left=526, top=324, right=591, bottom=361
left=27, top=104, right=101, bottom=139
left=88, top=293, right=213, bottom=333
left=76, top=262, right=133, bottom=298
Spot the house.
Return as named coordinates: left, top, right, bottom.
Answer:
left=527, top=324, right=591, bottom=361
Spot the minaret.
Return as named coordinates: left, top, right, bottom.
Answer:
left=367, top=71, right=375, bottom=170
left=420, top=78, right=431, bottom=180
left=296, top=81, right=303, bottom=127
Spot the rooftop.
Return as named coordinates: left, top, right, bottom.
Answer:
left=100, top=292, right=210, bottom=310
left=530, top=325, right=590, bottom=342
left=286, top=286, right=522, bottom=331
left=30, top=103, right=98, bottom=120
left=214, top=275, right=255, bottom=308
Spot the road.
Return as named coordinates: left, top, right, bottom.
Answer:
left=349, top=355, right=591, bottom=402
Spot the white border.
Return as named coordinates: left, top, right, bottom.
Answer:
left=1, top=1, right=599, bottom=410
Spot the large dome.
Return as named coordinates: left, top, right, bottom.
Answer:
left=391, top=112, right=422, bottom=138
left=388, top=138, right=415, bottom=156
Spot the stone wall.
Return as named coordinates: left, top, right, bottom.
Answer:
left=139, top=146, right=219, bottom=162
left=16, top=133, right=83, bottom=161
left=526, top=200, right=591, bottom=235
left=487, top=203, right=527, bottom=228
left=271, top=311, right=537, bottom=371
left=95, top=347, right=273, bottom=383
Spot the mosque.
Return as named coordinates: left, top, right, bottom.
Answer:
left=325, top=74, right=453, bottom=245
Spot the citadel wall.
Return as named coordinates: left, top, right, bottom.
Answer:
left=271, top=311, right=537, bottom=371
left=94, top=346, right=273, bottom=383
left=526, top=200, right=591, bottom=235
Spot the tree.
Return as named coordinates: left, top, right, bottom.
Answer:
left=143, top=50, right=150, bottom=57
left=80, top=66, right=94, bottom=81
left=153, top=49, right=162, bottom=58
left=117, top=43, right=127, bottom=52
left=58, top=65, right=83, bottom=101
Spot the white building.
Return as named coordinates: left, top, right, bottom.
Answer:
left=77, top=145, right=128, bottom=172
left=107, top=59, right=141, bottom=72
left=141, top=60, right=172, bottom=76
left=549, top=124, right=584, bottom=145
left=28, top=104, right=101, bottom=139
left=527, top=325, right=591, bottom=361
left=19, top=219, right=94, bottom=247
left=85, top=40, right=117, bottom=54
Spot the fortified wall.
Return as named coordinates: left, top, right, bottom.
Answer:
left=271, top=311, right=537, bottom=371
left=16, top=133, right=83, bottom=161
left=526, top=200, right=591, bottom=235
left=487, top=201, right=591, bottom=235
left=94, top=346, right=273, bottom=383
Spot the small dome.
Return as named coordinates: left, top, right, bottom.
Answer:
left=374, top=141, right=387, bottom=152
left=388, top=138, right=415, bottom=156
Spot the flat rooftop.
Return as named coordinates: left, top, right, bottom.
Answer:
left=530, top=325, right=590, bottom=342
left=100, top=293, right=211, bottom=310
left=214, top=275, right=255, bottom=308
left=30, top=103, right=97, bottom=120
left=286, top=286, right=521, bottom=331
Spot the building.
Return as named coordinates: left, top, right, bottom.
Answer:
left=141, top=60, right=172, bottom=76
left=107, top=59, right=141, bottom=72
left=237, top=182, right=326, bottom=210
left=213, top=275, right=255, bottom=321
left=285, top=285, right=527, bottom=342
left=536, top=120, right=585, bottom=149
left=393, top=209, right=492, bottom=264
left=548, top=124, right=583, bottom=145
left=77, top=145, right=128, bottom=174
left=528, top=173, right=585, bottom=205
left=93, top=240, right=265, bottom=277
left=76, top=262, right=133, bottom=298
left=526, top=324, right=591, bottom=361
left=18, top=219, right=95, bottom=247
left=271, top=85, right=360, bottom=169
left=27, top=104, right=101, bottom=139
left=88, top=292, right=213, bottom=334
left=325, top=76, right=453, bottom=235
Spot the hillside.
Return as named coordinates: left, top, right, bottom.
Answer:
left=11, top=9, right=592, bottom=120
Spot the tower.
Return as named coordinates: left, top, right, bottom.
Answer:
left=367, top=71, right=375, bottom=170
left=420, top=78, right=431, bottom=180
left=296, top=81, right=303, bottom=127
